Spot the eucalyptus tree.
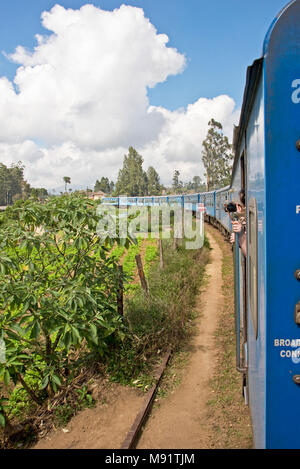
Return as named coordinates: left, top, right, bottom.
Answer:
left=115, top=147, right=148, bottom=196
left=63, top=176, right=71, bottom=193
left=146, top=166, right=161, bottom=195
left=202, top=119, right=233, bottom=191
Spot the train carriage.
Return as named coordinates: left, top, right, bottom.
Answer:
left=184, top=193, right=200, bottom=213
left=101, top=196, right=119, bottom=206
left=127, top=197, right=138, bottom=206
left=198, top=191, right=215, bottom=218
left=215, top=186, right=231, bottom=233
left=167, top=195, right=183, bottom=207
left=232, top=0, right=300, bottom=448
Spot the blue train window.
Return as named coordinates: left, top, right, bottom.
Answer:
left=249, top=198, right=258, bottom=339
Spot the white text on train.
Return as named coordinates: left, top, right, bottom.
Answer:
left=274, top=339, right=300, bottom=347
left=291, top=79, right=300, bottom=103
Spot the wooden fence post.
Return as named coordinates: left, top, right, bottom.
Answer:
left=135, top=254, right=149, bottom=296
left=117, top=265, right=124, bottom=316
left=158, top=239, right=164, bottom=269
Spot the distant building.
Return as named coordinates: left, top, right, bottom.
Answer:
left=88, top=191, right=106, bottom=200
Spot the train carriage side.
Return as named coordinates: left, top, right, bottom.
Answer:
left=234, top=0, right=300, bottom=448
left=183, top=193, right=199, bottom=213
left=234, top=57, right=266, bottom=448
left=127, top=197, right=137, bottom=206
left=199, top=191, right=216, bottom=221
left=168, top=195, right=183, bottom=207
left=263, top=0, right=300, bottom=448
left=215, top=186, right=231, bottom=233
left=101, top=196, right=119, bottom=206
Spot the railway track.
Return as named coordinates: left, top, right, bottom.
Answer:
left=121, top=349, right=172, bottom=449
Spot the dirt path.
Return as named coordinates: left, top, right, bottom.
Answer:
left=137, top=229, right=223, bottom=449
left=34, top=383, right=145, bottom=449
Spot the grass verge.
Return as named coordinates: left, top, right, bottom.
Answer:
left=205, top=225, right=253, bottom=449
left=106, top=236, right=210, bottom=389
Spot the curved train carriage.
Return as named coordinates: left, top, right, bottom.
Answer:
left=102, top=1, right=300, bottom=449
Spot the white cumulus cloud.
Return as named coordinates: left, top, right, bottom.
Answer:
left=0, top=4, right=239, bottom=190
left=142, top=95, right=240, bottom=184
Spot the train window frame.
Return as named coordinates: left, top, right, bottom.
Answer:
left=249, top=197, right=258, bottom=339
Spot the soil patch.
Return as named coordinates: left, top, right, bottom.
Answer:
left=34, top=382, right=145, bottom=449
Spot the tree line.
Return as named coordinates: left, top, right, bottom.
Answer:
left=0, top=162, right=48, bottom=206
left=0, top=118, right=233, bottom=204
left=94, top=118, right=233, bottom=196
left=92, top=147, right=206, bottom=196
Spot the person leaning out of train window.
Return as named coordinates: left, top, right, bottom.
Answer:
left=230, top=190, right=247, bottom=257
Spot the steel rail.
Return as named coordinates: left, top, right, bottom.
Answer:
left=121, top=348, right=172, bottom=449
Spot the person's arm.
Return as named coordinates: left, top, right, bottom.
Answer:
left=238, top=230, right=247, bottom=257
left=232, top=220, right=247, bottom=256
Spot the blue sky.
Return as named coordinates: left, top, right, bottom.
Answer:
left=0, top=0, right=289, bottom=109
left=0, top=0, right=292, bottom=189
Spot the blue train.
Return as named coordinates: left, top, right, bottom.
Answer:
left=103, top=1, right=300, bottom=449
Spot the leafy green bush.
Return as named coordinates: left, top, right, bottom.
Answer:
left=110, top=245, right=125, bottom=262
left=0, top=195, right=131, bottom=416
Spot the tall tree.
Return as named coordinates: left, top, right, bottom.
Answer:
left=172, top=169, right=183, bottom=194
left=94, top=177, right=112, bottom=194
left=0, top=163, right=10, bottom=205
left=109, top=181, right=115, bottom=194
left=63, top=176, right=71, bottom=192
left=202, top=119, right=233, bottom=191
left=0, top=162, right=26, bottom=205
left=184, top=176, right=206, bottom=193
left=192, top=176, right=202, bottom=191
left=115, top=147, right=148, bottom=196
left=147, top=166, right=161, bottom=195
left=31, top=187, right=48, bottom=199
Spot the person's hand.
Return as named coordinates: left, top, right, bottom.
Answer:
left=232, top=220, right=243, bottom=233
left=230, top=233, right=235, bottom=244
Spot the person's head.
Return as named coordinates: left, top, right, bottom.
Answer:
left=235, top=189, right=245, bottom=214
left=239, top=189, right=245, bottom=207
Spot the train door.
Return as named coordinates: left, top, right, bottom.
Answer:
left=235, top=150, right=248, bottom=401
left=240, top=152, right=248, bottom=352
